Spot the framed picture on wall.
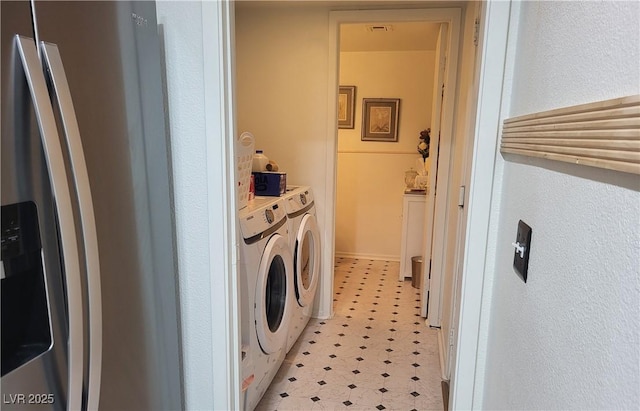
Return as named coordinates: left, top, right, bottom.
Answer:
left=338, top=86, right=356, bottom=129
left=361, top=98, right=400, bottom=142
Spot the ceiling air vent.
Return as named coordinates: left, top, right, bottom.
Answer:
left=366, top=25, right=393, bottom=32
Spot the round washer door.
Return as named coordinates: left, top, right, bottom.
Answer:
left=294, top=213, right=320, bottom=307
left=255, top=233, right=293, bottom=354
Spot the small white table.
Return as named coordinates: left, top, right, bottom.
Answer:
left=399, top=189, right=427, bottom=281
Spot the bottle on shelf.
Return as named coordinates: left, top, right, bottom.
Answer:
left=252, top=150, right=269, bottom=172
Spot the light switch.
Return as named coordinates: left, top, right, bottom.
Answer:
left=512, top=220, right=532, bottom=283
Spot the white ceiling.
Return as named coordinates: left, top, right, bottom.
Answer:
left=340, top=22, right=441, bottom=52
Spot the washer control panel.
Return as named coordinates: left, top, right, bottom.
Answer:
left=239, top=201, right=286, bottom=239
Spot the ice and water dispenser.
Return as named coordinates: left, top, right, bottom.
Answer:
left=1, top=202, right=52, bottom=376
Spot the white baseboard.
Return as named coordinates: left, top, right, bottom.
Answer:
left=334, top=251, right=400, bottom=262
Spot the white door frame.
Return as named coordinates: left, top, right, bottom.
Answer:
left=323, top=7, right=462, bottom=322
left=214, top=1, right=513, bottom=409
left=202, top=1, right=241, bottom=409
left=450, top=1, right=512, bottom=409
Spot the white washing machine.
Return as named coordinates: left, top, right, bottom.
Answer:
left=238, top=197, right=293, bottom=410
left=281, top=186, right=321, bottom=353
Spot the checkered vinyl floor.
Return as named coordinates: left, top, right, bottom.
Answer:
left=256, top=258, right=444, bottom=410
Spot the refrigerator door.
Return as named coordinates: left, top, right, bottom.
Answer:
left=1, top=2, right=75, bottom=410
left=33, top=1, right=182, bottom=410
left=40, top=42, right=103, bottom=411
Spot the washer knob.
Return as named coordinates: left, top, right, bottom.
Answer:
left=300, top=193, right=307, bottom=205
left=265, top=209, right=274, bottom=224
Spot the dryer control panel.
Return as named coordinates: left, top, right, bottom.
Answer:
left=239, top=202, right=286, bottom=239
left=284, top=187, right=314, bottom=215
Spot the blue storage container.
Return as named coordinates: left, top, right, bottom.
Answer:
left=252, top=172, right=286, bottom=196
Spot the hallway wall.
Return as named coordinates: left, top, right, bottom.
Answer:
left=336, top=50, right=435, bottom=260
left=480, top=1, right=640, bottom=409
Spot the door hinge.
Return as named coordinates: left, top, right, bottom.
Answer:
left=473, top=17, right=480, bottom=46
left=458, top=185, right=465, bottom=208
left=448, top=329, right=456, bottom=346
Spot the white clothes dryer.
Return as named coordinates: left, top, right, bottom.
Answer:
left=281, top=186, right=321, bottom=353
left=238, top=197, right=293, bottom=410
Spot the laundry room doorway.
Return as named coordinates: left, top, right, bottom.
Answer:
left=326, top=7, right=462, bottom=335
left=333, top=20, right=440, bottom=262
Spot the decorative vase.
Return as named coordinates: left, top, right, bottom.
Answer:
left=404, top=168, right=418, bottom=189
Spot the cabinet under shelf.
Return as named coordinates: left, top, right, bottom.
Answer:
left=399, top=191, right=427, bottom=281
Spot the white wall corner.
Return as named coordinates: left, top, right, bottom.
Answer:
left=450, top=0, right=512, bottom=409
left=155, top=1, right=214, bottom=409
left=156, top=1, right=239, bottom=410
left=202, top=1, right=241, bottom=410
left=470, top=0, right=521, bottom=406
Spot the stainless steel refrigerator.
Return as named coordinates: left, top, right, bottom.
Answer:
left=1, top=1, right=182, bottom=409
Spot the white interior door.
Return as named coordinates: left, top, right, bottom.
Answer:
left=421, top=23, right=448, bottom=321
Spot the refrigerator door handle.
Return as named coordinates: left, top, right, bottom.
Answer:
left=41, top=41, right=103, bottom=411
left=15, top=35, right=84, bottom=411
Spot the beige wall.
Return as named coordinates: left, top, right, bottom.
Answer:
left=336, top=50, right=435, bottom=259
left=235, top=7, right=331, bottom=228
